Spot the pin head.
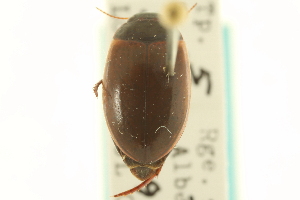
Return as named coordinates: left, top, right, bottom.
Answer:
left=159, top=1, right=188, bottom=29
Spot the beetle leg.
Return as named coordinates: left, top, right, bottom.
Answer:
left=113, top=167, right=162, bottom=197
left=93, top=80, right=112, bottom=98
left=93, top=80, right=103, bottom=97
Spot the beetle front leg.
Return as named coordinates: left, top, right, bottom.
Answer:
left=93, top=80, right=103, bottom=97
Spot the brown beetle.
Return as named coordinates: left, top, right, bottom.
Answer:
left=94, top=9, right=192, bottom=197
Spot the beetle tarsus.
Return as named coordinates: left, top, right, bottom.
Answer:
left=93, top=80, right=103, bottom=97
left=113, top=167, right=162, bottom=197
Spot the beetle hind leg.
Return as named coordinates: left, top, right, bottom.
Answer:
left=113, top=167, right=162, bottom=197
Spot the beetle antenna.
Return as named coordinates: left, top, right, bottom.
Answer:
left=188, top=3, right=197, bottom=13
left=113, top=167, right=162, bottom=197
left=96, top=7, right=129, bottom=20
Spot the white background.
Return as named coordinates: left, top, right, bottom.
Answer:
left=1, top=0, right=300, bottom=200
left=221, top=0, right=300, bottom=200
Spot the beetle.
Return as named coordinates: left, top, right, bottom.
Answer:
left=94, top=4, right=194, bottom=197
